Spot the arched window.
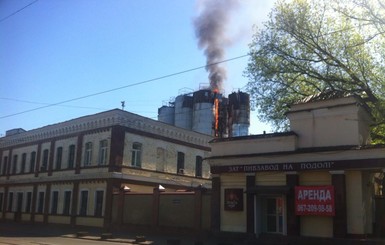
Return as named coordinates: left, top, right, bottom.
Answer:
left=68, top=145, right=75, bottom=169
left=98, top=140, right=108, bottom=165
left=55, top=147, right=63, bottom=170
left=195, top=156, right=203, bottom=177
left=84, top=142, right=92, bottom=166
left=131, top=142, right=142, bottom=167
left=41, top=149, right=49, bottom=171
left=21, top=153, right=27, bottom=174
left=177, top=152, right=185, bottom=174
left=30, top=152, right=36, bottom=173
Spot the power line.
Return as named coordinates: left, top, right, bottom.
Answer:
left=0, top=54, right=249, bottom=119
left=0, top=0, right=39, bottom=23
left=0, top=97, right=108, bottom=111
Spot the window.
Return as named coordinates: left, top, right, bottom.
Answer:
left=98, top=140, right=108, bottom=165
left=0, top=193, right=3, bottom=212
left=63, top=191, right=71, bottom=215
left=195, top=156, right=203, bottom=177
left=55, top=147, right=63, bottom=170
left=37, top=192, right=44, bottom=213
left=12, top=155, right=18, bottom=174
left=21, top=153, right=27, bottom=174
left=51, top=191, right=59, bottom=214
left=16, top=192, right=23, bottom=212
left=262, top=197, right=284, bottom=234
left=84, top=142, right=92, bottom=166
left=79, top=190, right=88, bottom=216
left=41, top=149, right=49, bottom=171
left=94, top=190, right=104, bottom=216
left=8, top=192, right=13, bottom=211
left=68, top=145, right=75, bottom=169
left=1, top=156, right=7, bottom=175
left=177, top=152, right=185, bottom=174
left=131, top=143, right=142, bottom=167
left=25, top=192, right=32, bottom=213
left=30, top=152, right=36, bottom=173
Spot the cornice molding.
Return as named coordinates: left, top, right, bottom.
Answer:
left=0, top=109, right=212, bottom=148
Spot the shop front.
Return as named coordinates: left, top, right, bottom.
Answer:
left=207, top=94, right=385, bottom=243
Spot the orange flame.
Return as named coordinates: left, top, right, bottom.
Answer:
left=213, top=89, right=219, bottom=137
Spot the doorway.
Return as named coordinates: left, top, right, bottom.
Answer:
left=255, top=196, right=286, bottom=235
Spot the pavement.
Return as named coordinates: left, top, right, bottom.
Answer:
left=2, top=221, right=385, bottom=245
left=0, top=221, right=232, bottom=245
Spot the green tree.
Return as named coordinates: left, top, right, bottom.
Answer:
left=245, top=0, right=385, bottom=143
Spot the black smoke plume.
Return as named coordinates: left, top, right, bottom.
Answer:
left=194, top=0, right=238, bottom=91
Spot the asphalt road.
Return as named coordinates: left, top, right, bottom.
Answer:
left=0, top=236, right=123, bottom=245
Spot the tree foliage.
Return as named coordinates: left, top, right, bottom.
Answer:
left=245, top=0, right=385, bottom=143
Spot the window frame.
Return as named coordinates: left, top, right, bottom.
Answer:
left=55, top=147, right=63, bottom=170
left=131, top=142, right=142, bottom=167
left=51, top=190, right=59, bottom=215
left=25, top=192, right=32, bottom=213
left=12, top=154, right=18, bottom=174
left=41, top=149, right=49, bottom=172
left=195, top=156, right=203, bottom=177
left=177, top=151, right=185, bottom=174
left=68, top=145, right=76, bottom=169
left=36, top=191, right=45, bottom=214
left=21, top=153, right=27, bottom=174
left=94, top=190, right=104, bottom=217
left=8, top=192, right=14, bottom=212
left=79, top=190, right=88, bottom=216
left=98, top=140, right=108, bottom=165
left=30, top=152, right=36, bottom=173
left=62, top=190, right=72, bottom=215
left=84, top=142, right=93, bottom=166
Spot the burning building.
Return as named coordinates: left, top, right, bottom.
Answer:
left=158, top=89, right=250, bottom=138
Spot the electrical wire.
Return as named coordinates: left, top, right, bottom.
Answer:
left=0, top=97, right=108, bottom=111
left=0, top=54, right=249, bottom=119
left=0, top=0, right=39, bottom=23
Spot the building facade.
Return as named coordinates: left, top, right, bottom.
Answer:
left=207, top=94, right=385, bottom=243
left=0, top=109, right=212, bottom=228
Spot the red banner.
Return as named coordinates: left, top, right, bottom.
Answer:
left=295, top=186, right=335, bottom=216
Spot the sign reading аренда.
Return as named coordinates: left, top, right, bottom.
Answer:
left=295, top=186, right=335, bottom=216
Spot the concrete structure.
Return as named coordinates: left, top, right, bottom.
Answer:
left=207, top=94, right=385, bottom=243
left=158, top=89, right=250, bottom=137
left=0, top=109, right=212, bottom=228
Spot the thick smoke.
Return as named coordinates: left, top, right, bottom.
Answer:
left=194, top=0, right=238, bottom=91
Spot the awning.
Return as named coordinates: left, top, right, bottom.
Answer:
left=245, top=185, right=291, bottom=195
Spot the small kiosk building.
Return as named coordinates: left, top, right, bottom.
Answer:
left=207, top=94, right=385, bottom=243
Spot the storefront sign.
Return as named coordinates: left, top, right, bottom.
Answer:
left=210, top=158, right=385, bottom=174
left=295, top=186, right=335, bottom=216
left=224, top=188, right=243, bottom=211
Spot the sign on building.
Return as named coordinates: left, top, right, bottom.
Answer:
left=224, top=188, right=244, bottom=211
left=295, top=186, right=335, bottom=216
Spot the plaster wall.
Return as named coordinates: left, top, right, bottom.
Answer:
left=346, top=170, right=371, bottom=235
left=82, top=130, right=111, bottom=167
left=48, top=215, right=71, bottom=224
left=53, top=137, right=78, bottom=169
left=122, top=132, right=209, bottom=178
left=76, top=216, right=104, bottom=227
left=212, top=135, right=297, bottom=156
left=78, top=181, right=107, bottom=217
left=255, top=172, right=286, bottom=186
left=299, top=171, right=333, bottom=237
left=220, top=173, right=247, bottom=232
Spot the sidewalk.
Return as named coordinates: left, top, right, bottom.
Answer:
left=0, top=221, right=229, bottom=245
left=3, top=221, right=385, bottom=245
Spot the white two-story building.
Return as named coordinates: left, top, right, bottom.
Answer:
left=0, top=109, right=212, bottom=228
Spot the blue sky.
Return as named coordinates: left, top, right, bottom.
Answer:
left=0, top=0, right=275, bottom=136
